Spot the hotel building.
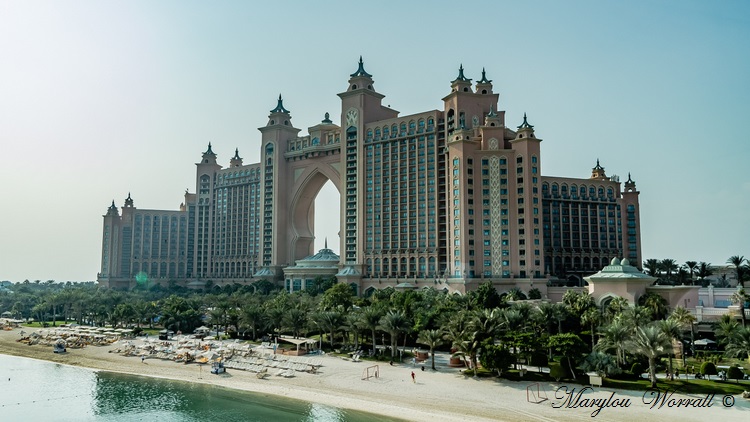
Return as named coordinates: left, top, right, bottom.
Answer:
left=98, top=59, right=642, bottom=295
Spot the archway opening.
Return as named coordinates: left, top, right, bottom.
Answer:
left=314, top=180, right=340, bottom=255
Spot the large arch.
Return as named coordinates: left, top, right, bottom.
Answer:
left=286, top=161, right=342, bottom=264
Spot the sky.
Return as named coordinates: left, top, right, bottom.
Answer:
left=1, top=1, right=748, bottom=283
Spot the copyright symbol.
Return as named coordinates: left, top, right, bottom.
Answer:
left=722, top=395, right=735, bottom=407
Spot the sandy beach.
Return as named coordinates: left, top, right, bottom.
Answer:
left=1, top=328, right=748, bottom=422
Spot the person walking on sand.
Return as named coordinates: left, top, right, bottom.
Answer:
left=411, top=371, right=415, bottom=383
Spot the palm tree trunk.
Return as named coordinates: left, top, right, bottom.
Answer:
left=430, top=347, right=436, bottom=370
left=649, top=357, right=657, bottom=388
left=567, top=356, right=577, bottom=380
left=371, top=329, right=376, bottom=355
left=668, top=355, right=673, bottom=380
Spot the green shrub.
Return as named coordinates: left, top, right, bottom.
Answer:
left=727, top=366, right=745, bottom=383
left=700, top=362, right=717, bottom=380
left=549, top=362, right=569, bottom=382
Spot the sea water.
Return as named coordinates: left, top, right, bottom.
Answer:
left=0, top=354, right=402, bottom=422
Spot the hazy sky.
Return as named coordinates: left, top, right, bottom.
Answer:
left=1, top=1, right=748, bottom=282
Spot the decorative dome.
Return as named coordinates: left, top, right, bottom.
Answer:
left=621, top=258, right=630, bottom=266
left=610, top=257, right=621, bottom=266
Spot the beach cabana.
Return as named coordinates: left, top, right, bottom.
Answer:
left=276, top=336, right=316, bottom=356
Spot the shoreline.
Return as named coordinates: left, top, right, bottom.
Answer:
left=1, top=329, right=747, bottom=422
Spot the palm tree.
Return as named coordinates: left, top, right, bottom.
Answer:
left=724, top=326, right=750, bottom=363
left=669, top=306, right=696, bottom=364
left=618, top=306, right=653, bottom=329
left=378, top=310, right=410, bottom=359
left=471, top=308, right=502, bottom=341
left=729, top=288, right=748, bottom=328
left=626, top=324, right=673, bottom=388
left=581, top=308, right=602, bottom=350
left=341, top=311, right=362, bottom=349
left=638, top=292, right=669, bottom=321
left=727, top=256, right=747, bottom=287
left=658, top=319, right=682, bottom=378
left=604, top=297, right=629, bottom=321
left=595, top=319, right=630, bottom=366
left=318, top=310, right=344, bottom=348
left=660, top=259, right=678, bottom=283
left=643, top=259, right=660, bottom=277
left=448, top=327, right=483, bottom=377
left=417, top=329, right=444, bottom=370
left=284, top=307, right=308, bottom=339
left=685, top=261, right=698, bottom=281
left=240, top=305, right=264, bottom=340
left=358, top=307, right=382, bottom=355
left=715, top=317, right=740, bottom=346
left=696, top=262, right=713, bottom=285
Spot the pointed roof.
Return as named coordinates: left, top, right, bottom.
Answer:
left=270, top=94, right=290, bottom=114
left=593, top=159, right=604, bottom=170
left=487, top=105, right=497, bottom=117
left=477, top=68, right=492, bottom=84
left=451, top=64, right=472, bottom=83
left=203, top=142, right=216, bottom=156
left=626, top=172, right=634, bottom=184
left=336, top=265, right=361, bottom=277
left=253, top=267, right=275, bottom=277
left=517, top=113, right=534, bottom=130
left=233, top=148, right=241, bottom=160
left=350, top=56, right=372, bottom=78
left=106, top=200, right=119, bottom=216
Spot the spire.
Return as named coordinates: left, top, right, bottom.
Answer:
left=517, top=113, right=534, bottom=130
left=106, top=200, right=119, bottom=216
left=230, top=148, right=243, bottom=167
left=322, top=112, right=332, bottom=124
left=350, top=56, right=372, bottom=78
left=124, top=192, right=134, bottom=207
left=478, top=67, right=492, bottom=84
left=325, top=237, right=328, bottom=249
left=269, top=94, right=290, bottom=113
left=451, top=64, right=471, bottom=83
left=487, top=105, right=497, bottom=117
left=590, top=159, right=608, bottom=180
left=624, top=172, right=637, bottom=191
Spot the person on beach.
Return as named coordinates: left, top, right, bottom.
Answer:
left=411, top=371, right=415, bottom=383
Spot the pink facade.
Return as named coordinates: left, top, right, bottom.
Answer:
left=98, top=60, right=642, bottom=295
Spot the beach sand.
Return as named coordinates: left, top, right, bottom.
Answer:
left=1, top=328, right=747, bottom=422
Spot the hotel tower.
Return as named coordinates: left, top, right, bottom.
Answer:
left=98, top=59, right=642, bottom=295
